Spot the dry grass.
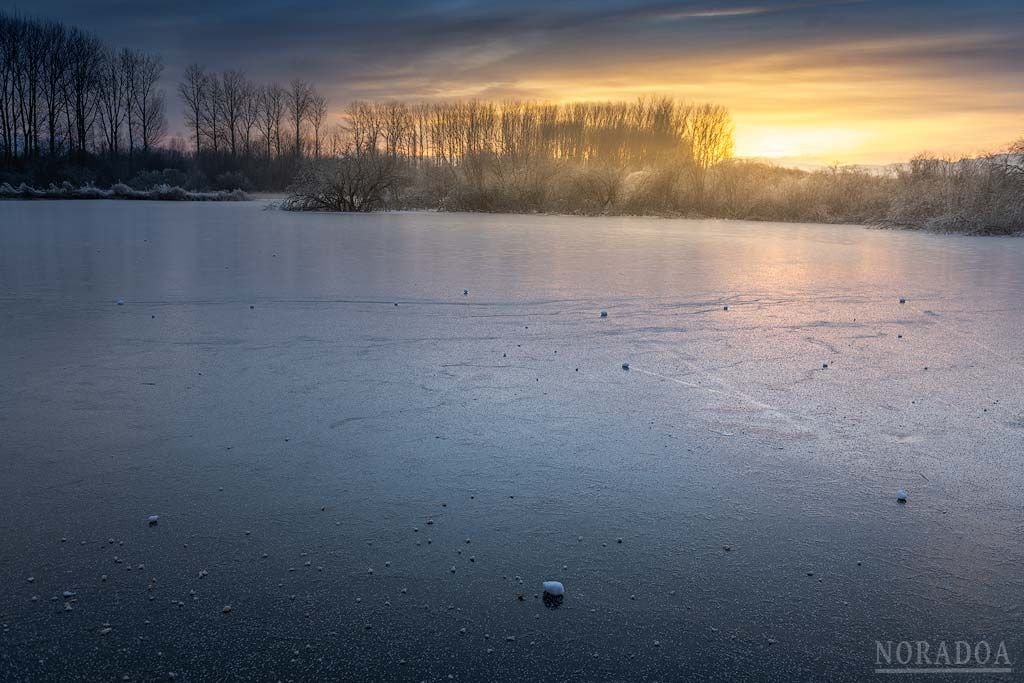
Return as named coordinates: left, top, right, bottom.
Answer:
left=286, top=146, right=1024, bottom=235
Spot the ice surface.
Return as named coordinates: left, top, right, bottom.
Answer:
left=1, top=201, right=1023, bottom=680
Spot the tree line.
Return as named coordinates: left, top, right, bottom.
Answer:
left=0, top=11, right=165, bottom=168
left=177, top=66, right=329, bottom=161
left=0, top=12, right=333, bottom=191
left=1, top=11, right=733, bottom=198
left=340, top=98, right=733, bottom=169
left=287, top=97, right=1023, bottom=234
left=5, top=12, right=1019, bottom=233
left=286, top=97, right=736, bottom=214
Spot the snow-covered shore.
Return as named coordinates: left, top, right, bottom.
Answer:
left=0, top=182, right=248, bottom=202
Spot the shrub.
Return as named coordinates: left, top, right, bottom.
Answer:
left=213, top=171, right=253, bottom=192
left=128, top=168, right=188, bottom=190
left=282, top=155, right=402, bottom=212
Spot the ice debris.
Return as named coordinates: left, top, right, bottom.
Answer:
left=542, top=581, right=565, bottom=609
left=542, top=581, right=564, bottom=597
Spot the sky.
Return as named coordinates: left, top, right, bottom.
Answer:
left=19, top=0, right=1024, bottom=166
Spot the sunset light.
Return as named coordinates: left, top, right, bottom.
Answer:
left=2, top=3, right=1023, bottom=680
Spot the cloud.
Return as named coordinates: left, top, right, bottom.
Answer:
left=17, top=0, right=1024, bottom=163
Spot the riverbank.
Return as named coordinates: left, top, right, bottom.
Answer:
left=0, top=182, right=249, bottom=202
left=281, top=153, right=1024, bottom=235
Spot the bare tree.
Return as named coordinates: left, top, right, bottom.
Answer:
left=220, top=69, right=244, bottom=157
left=345, top=100, right=382, bottom=157
left=380, top=101, right=410, bottom=158
left=255, top=83, right=285, bottom=159
left=203, top=75, right=223, bottom=153
left=285, top=78, right=312, bottom=158
left=177, top=63, right=207, bottom=153
left=309, top=93, right=327, bottom=158
left=96, top=47, right=126, bottom=156
left=681, top=103, right=734, bottom=207
left=0, top=14, right=16, bottom=160
left=327, top=122, right=346, bottom=157
left=120, top=48, right=139, bottom=163
left=38, top=19, right=68, bottom=157
left=12, top=18, right=45, bottom=158
left=239, top=78, right=260, bottom=157
left=64, top=28, right=103, bottom=156
left=131, top=52, right=165, bottom=152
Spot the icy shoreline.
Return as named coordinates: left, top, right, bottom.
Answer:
left=0, top=182, right=249, bottom=202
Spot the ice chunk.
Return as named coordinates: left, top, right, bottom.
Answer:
left=542, top=581, right=564, bottom=597
left=116, top=298, right=124, bottom=306
left=147, top=515, right=159, bottom=525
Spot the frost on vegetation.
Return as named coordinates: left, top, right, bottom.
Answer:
left=0, top=182, right=248, bottom=202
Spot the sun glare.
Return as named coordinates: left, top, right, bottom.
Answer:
left=735, top=126, right=871, bottom=164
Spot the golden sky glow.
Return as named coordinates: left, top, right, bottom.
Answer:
left=33, top=0, right=1024, bottom=167
left=412, top=31, right=1024, bottom=167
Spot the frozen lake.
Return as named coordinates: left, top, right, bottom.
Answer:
left=1, top=200, right=1022, bottom=681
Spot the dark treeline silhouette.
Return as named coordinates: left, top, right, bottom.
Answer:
left=0, top=11, right=181, bottom=187
left=0, top=12, right=327, bottom=192
left=175, top=65, right=329, bottom=190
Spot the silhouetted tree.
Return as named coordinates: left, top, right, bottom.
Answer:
left=286, top=78, right=312, bottom=158
left=178, top=64, right=207, bottom=154
left=309, top=93, right=327, bottom=158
